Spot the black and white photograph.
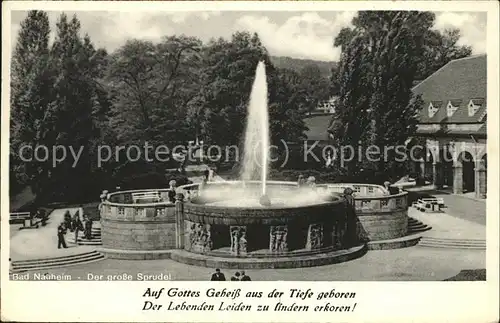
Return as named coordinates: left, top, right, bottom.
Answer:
left=1, top=1, right=499, bottom=322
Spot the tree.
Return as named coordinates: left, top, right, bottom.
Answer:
left=10, top=10, right=53, bottom=197
left=106, top=36, right=202, bottom=146
left=330, top=11, right=429, bottom=183
left=334, top=21, right=472, bottom=81
left=298, top=64, right=332, bottom=112
left=268, top=68, right=308, bottom=144
left=415, top=28, right=472, bottom=80
left=189, top=32, right=274, bottom=147
left=42, top=13, right=110, bottom=202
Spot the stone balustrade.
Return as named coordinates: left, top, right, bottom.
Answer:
left=100, top=190, right=177, bottom=251
left=100, top=182, right=409, bottom=259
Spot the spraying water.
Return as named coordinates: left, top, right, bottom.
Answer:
left=240, top=62, right=270, bottom=198
left=202, top=61, right=328, bottom=208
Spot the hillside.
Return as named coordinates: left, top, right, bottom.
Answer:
left=270, top=56, right=337, bottom=78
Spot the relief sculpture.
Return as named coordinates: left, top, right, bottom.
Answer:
left=269, top=225, right=288, bottom=252
left=185, top=222, right=212, bottom=253
left=306, top=223, right=323, bottom=250
left=230, top=226, right=247, bottom=255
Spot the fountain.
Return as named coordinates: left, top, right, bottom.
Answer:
left=99, top=62, right=412, bottom=267
left=240, top=61, right=270, bottom=203
left=201, top=62, right=331, bottom=208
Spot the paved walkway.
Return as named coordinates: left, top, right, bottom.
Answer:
left=408, top=208, right=485, bottom=240
left=24, top=247, right=485, bottom=281
left=406, top=186, right=486, bottom=225
left=433, top=193, right=486, bottom=225
left=10, top=207, right=94, bottom=261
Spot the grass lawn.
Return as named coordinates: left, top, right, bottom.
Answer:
left=444, top=269, right=486, bottom=281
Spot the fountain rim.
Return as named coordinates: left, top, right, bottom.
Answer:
left=181, top=180, right=341, bottom=210
left=100, top=181, right=408, bottom=208
left=179, top=180, right=408, bottom=201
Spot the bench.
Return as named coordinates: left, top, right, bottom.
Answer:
left=10, top=212, right=31, bottom=223
left=131, top=191, right=161, bottom=203
left=413, top=198, right=445, bottom=213
left=10, top=212, right=42, bottom=228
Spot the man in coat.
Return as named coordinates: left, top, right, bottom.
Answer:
left=240, top=271, right=251, bottom=281
left=210, top=268, right=226, bottom=281
left=57, top=222, right=68, bottom=249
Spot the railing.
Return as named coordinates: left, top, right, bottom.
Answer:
left=178, top=182, right=388, bottom=198
left=100, top=202, right=176, bottom=222
left=316, top=183, right=388, bottom=196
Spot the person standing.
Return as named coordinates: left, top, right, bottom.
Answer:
left=297, top=175, right=306, bottom=188
left=72, top=214, right=84, bottom=244
left=231, top=272, right=241, bottom=281
left=84, top=215, right=93, bottom=240
left=57, top=222, right=68, bottom=249
left=306, top=176, right=317, bottom=189
left=168, top=180, right=177, bottom=203
left=39, top=209, right=47, bottom=226
left=210, top=268, right=226, bottom=281
left=240, top=271, right=251, bottom=281
left=64, top=210, right=72, bottom=231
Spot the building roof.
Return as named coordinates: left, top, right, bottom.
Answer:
left=413, top=54, right=487, bottom=124
left=304, top=114, right=333, bottom=141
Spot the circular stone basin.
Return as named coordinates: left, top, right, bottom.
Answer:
left=180, top=181, right=349, bottom=261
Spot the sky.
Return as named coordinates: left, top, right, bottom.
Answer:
left=10, top=10, right=487, bottom=61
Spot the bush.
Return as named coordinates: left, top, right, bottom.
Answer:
left=268, top=168, right=346, bottom=184
left=116, top=171, right=192, bottom=190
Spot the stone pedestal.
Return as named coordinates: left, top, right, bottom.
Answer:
left=185, top=221, right=212, bottom=253
left=306, top=223, right=324, bottom=250
left=269, top=225, right=288, bottom=252
left=230, top=226, right=247, bottom=255
left=175, top=194, right=185, bottom=249
left=453, top=166, right=463, bottom=194
left=476, top=165, right=487, bottom=199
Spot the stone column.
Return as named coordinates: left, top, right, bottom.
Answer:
left=419, top=160, right=426, bottom=182
left=453, top=165, right=463, bottom=194
left=306, top=223, right=324, bottom=250
left=230, top=226, right=247, bottom=255
left=269, top=225, right=288, bottom=252
left=475, top=163, right=487, bottom=199
left=433, top=162, right=443, bottom=189
left=175, top=193, right=185, bottom=249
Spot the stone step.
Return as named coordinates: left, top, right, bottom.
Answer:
left=11, top=251, right=105, bottom=272
left=367, top=234, right=422, bottom=250
left=66, top=237, right=102, bottom=245
left=418, top=237, right=486, bottom=249
left=421, top=237, right=486, bottom=245
left=417, top=242, right=485, bottom=250
left=408, top=223, right=427, bottom=229
left=407, top=226, right=432, bottom=233
left=12, top=251, right=99, bottom=265
left=170, top=245, right=368, bottom=269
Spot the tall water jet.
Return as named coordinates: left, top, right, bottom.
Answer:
left=240, top=61, right=270, bottom=200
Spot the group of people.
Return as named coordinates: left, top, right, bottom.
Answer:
left=57, top=208, right=93, bottom=249
left=297, top=175, right=316, bottom=189
left=210, top=268, right=251, bottom=281
left=31, top=208, right=48, bottom=226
